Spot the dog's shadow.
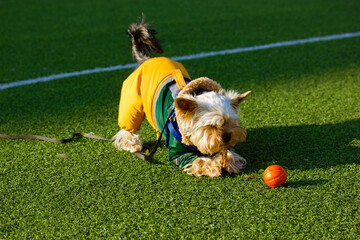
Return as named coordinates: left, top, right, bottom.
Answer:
left=140, top=119, right=359, bottom=185
left=236, top=119, right=360, bottom=173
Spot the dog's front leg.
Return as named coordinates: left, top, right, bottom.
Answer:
left=223, top=150, right=247, bottom=174
left=112, top=129, right=143, bottom=153
left=184, top=150, right=246, bottom=177
left=184, top=156, right=222, bottom=177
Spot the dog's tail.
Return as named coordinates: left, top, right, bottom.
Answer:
left=127, top=13, right=163, bottom=65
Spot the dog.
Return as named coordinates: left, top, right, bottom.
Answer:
left=113, top=14, right=251, bottom=177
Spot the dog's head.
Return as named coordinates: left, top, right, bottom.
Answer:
left=174, top=77, right=251, bottom=156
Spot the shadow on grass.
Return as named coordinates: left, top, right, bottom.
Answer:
left=237, top=119, right=360, bottom=172
left=140, top=140, right=169, bottom=165
left=285, top=179, right=329, bottom=188
left=139, top=120, right=360, bottom=175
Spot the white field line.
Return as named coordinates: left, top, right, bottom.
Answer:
left=1, top=32, right=360, bottom=90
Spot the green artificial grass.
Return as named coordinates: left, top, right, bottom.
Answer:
left=1, top=0, right=360, bottom=239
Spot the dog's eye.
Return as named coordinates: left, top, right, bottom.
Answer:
left=222, top=132, right=231, bottom=143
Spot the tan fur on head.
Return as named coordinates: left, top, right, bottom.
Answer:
left=226, top=90, right=252, bottom=113
left=178, top=77, right=224, bottom=97
left=174, top=97, right=197, bottom=114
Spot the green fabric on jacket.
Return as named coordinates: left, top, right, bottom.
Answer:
left=154, top=80, right=198, bottom=168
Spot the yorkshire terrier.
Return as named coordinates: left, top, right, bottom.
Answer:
left=113, top=14, right=251, bottom=177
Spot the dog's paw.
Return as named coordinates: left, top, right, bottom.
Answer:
left=224, top=150, right=246, bottom=174
left=112, top=129, right=143, bottom=153
left=184, top=157, right=222, bottom=177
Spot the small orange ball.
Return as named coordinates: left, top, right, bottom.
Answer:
left=263, top=165, right=287, bottom=187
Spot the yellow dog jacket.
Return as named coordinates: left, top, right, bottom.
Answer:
left=118, top=57, right=190, bottom=133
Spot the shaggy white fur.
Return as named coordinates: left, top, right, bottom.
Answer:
left=112, top=129, right=143, bottom=153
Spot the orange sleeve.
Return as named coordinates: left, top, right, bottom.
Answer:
left=117, top=68, right=145, bottom=133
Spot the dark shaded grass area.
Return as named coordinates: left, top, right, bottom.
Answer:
left=1, top=0, right=359, bottom=83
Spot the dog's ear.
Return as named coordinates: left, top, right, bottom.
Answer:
left=175, top=97, right=198, bottom=112
left=230, top=90, right=251, bottom=105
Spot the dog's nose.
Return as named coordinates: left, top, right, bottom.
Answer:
left=222, top=132, right=231, bottom=143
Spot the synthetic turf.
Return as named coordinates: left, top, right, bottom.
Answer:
left=1, top=0, right=359, bottom=238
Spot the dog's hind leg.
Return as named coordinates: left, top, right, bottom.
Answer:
left=112, top=129, right=143, bottom=153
